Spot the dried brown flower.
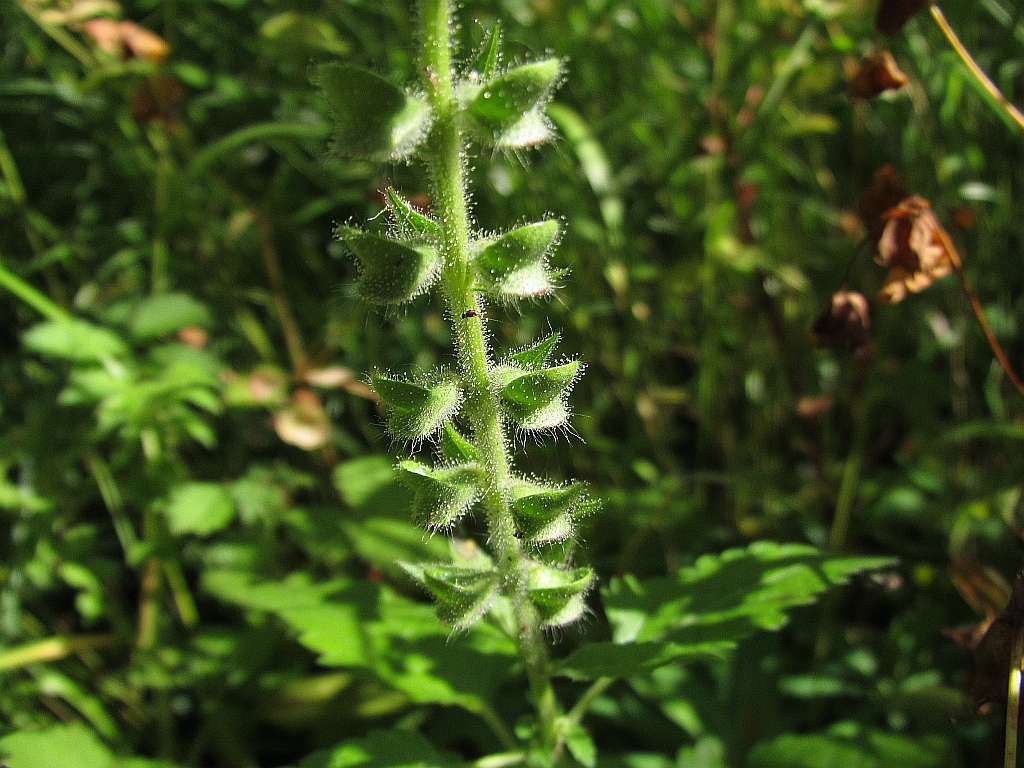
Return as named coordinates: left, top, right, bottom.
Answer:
left=848, top=51, right=908, bottom=100
left=812, top=289, right=874, bottom=360
left=82, top=18, right=170, bottom=62
left=875, top=195, right=953, bottom=304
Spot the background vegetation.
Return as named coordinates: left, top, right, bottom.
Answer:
left=2, top=0, right=1024, bottom=766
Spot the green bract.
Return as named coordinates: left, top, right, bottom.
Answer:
left=467, top=23, right=501, bottom=81
left=335, top=226, right=439, bottom=304
left=398, top=460, right=480, bottom=530
left=495, top=360, right=582, bottom=430
left=317, top=62, right=432, bottom=160
left=466, top=59, right=562, bottom=148
left=509, top=332, right=560, bottom=371
left=440, top=423, right=480, bottom=463
left=524, top=561, right=593, bottom=627
left=509, top=479, right=594, bottom=545
left=370, top=373, right=462, bottom=440
left=475, top=220, right=560, bottom=300
left=385, top=188, right=443, bottom=241
left=400, top=562, right=499, bottom=629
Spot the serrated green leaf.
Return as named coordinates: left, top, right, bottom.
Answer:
left=467, top=59, right=562, bottom=142
left=371, top=373, right=461, bottom=440
left=333, top=455, right=397, bottom=507
left=317, top=63, right=432, bottom=160
left=564, top=722, right=596, bottom=768
left=335, top=227, right=439, bottom=304
left=604, top=542, right=896, bottom=646
left=509, top=332, right=560, bottom=371
left=556, top=639, right=730, bottom=681
left=165, top=482, right=236, bottom=536
left=23, top=319, right=128, bottom=362
left=385, top=188, right=442, bottom=240
left=398, top=460, right=479, bottom=530
left=476, top=220, right=560, bottom=299
left=129, top=292, right=212, bottom=340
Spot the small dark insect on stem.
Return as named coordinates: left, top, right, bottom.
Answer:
left=461, top=309, right=478, bottom=319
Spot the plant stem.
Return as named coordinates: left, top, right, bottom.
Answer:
left=930, top=5, right=1024, bottom=135
left=0, top=254, right=72, bottom=323
left=931, top=213, right=1024, bottom=399
left=417, top=0, right=559, bottom=757
left=255, top=210, right=308, bottom=375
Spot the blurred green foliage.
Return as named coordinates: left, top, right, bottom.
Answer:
left=2, top=0, right=1024, bottom=766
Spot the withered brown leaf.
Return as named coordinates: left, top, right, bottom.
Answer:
left=875, top=195, right=953, bottom=304
left=848, top=51, right=909, bottom=100
left=875, top=0, right=930, bottom=36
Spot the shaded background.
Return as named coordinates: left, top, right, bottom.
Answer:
left=2, top=0, right=1024, bottom=765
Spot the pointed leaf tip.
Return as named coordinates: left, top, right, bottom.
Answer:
left=370, top=373, right=462, bottom=440
left=399, top=460, right=479, bottom=531
left=335, top=227, right=440, bottom=304
left=441, top=423, right=480, bottom=463
left=385, top=189, right=443, bottom=241
left=467, top=58, right=563, bottom=148
left=317, top=62, right=432, bottom=160
left=403, top=562, right=499, bottom=629
left=511, top=480, right=595, bottom=545
left=495, top=359, right=582, bottom=431
left=526, top=561, right=594, bottom=627
left=476, top=220, right=561, bottom=300
left=509, top=332, right=561, bottom=371
left=469, top=23, right=502, bottom=81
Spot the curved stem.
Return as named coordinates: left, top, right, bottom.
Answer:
left=930, top=5, right=1024, bottom=135
left=418, top=0, right=559, bottom=757
left=933, top=219, right=1024, bottom=399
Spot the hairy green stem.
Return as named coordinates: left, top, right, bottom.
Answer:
left=417, top=0, right=559, bottom=757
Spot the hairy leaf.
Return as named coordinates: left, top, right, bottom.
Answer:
left=467, top=59, right=562, bottom=147
left=371, top=373, right=462, bottom=440
left=335, top=227, right=440, bottom=304
left=317, top=63, right=431, bottom=160
left=398, top=460, right=479, bottom=530
left=475, top=220, right=560, bottom=299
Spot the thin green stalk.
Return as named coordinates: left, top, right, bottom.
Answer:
left=417, top=0, right=559, bottom=756
left=550, top=676, right=615, bottom=764
left=0, top=254, right=72, bottom=323
left=0, top=634, right=118, bottom=671
left=15, top=0, right=96, bottom=70
left=188, top=122, right=331, bottom=177
left=930, top=4, right=1024, bottom=135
